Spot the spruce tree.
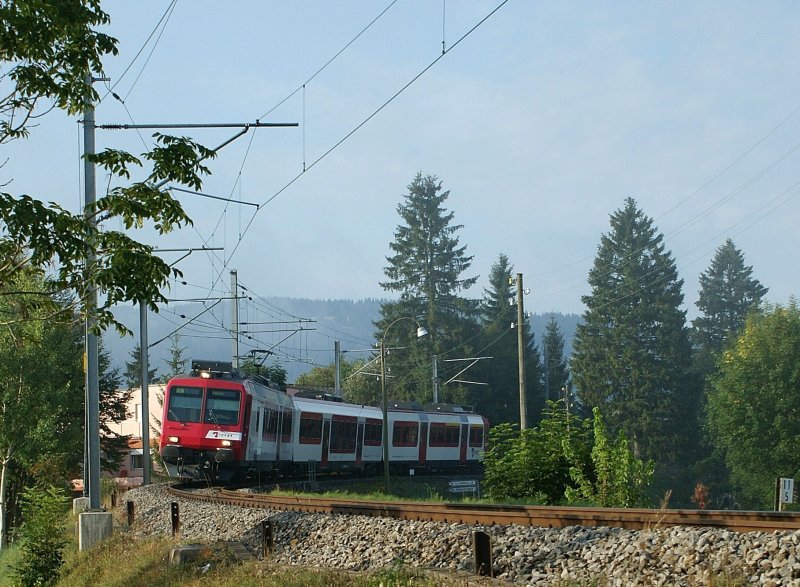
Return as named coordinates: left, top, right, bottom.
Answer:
left=378, top=172, right=479, bottom=403
left=690, top=240, right=767, bottom=497
left=478, top=254, right=543, bottom=425
left=99, top=340, right=131, bottom=471
left=124, top=343, right=158, bottom=389
left=542, top=316, right=570, bottom=406
left=692, top=239, right=768, bottom=374
left=162, top=334, right=189, bottom=380
left=571, top=198, right=695, bottom=463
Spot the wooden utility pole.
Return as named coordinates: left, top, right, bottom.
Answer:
left=516, top=273, right=527, bottom=429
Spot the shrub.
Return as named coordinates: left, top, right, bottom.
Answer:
left=567, top=408, right=654, bottom=507
left=482, top=400, right=592, bottom=503
left=13, top=483, right=69, bottom=587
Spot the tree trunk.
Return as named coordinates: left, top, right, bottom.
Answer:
left=0, top=448, right=12, bottom=550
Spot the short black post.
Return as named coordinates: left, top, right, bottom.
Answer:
left=171, top=502, right=180, bottom=536
left=126, top=501, right=135, bottom=526
left=111, top=491, right=117, bottom=508
left=473, top=530, right=493, bottom=577
left=261, top=520, right=274, bottom=555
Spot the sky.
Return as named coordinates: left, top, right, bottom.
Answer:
left=5, top=1, right=800, bottom=348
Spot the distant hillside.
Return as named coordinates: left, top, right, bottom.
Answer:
left=105, top=299, right=581, bottom=383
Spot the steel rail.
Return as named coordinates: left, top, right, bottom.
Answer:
left=166, top=484, right=800, bottom=533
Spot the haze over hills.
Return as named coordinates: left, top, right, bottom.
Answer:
left=105, top=299, right=580, bottom=384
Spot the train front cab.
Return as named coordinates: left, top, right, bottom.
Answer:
left=159, top=377, right=248, bottom=480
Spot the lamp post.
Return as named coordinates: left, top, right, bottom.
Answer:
left=380, top=317, right=428, bottom=495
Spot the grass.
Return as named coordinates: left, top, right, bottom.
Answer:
left=0, top=542, right=23, bottom=586
left=266, top=475, right=494, bottom=504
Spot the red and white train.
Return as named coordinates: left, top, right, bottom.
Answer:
left=159, top=360, right=488, bottom=481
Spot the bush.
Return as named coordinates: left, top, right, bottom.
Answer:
left=566, top=408, right=654, bottom=507
left=13, top=483, right=69, bottom=587
left=482, top=401, right=592, bottom=503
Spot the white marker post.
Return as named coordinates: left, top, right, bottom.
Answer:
left=779, top=478, right=794, bottom=511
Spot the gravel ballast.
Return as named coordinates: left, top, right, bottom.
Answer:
left=120, top=484, right=800, bottom=586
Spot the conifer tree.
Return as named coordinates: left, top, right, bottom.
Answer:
left=692, top=239, right=768, bottom=375
left=691, top=240, right=768, bottom=498
left=163, top=334, right=189, bottom=380
left=542, top=316, right=570, bottom=405
left=571, top=198, right=695, bottom=463
left=124, top=343, right=158, bottom=389
left=478, top=254, right=543, bottom=425
left=378, top=173, right=479, bottom=403
left=98, top=341, right=131, bottom=471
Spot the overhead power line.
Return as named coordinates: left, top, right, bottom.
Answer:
left=257, top=0, right=399, bottom=121
left=219, top=0, right=512, bottom=275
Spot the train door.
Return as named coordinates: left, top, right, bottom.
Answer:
left=459, top=423, right=468, bottom=465
left=320, top=419, right=331, bottom=469
left=275, top=408, right=282, bottom=465
left=254, top=406, right=262, bottom=461
left=355, top=422, right=364, bottom=466
left=242, top=396, right=253, bottom=461
left=419, top=422, right=428, bottom=465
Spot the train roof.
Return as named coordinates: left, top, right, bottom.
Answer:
left=169, top=359, right=287, bottom=391
left=292, top=396, right=379, bottom=418
left=423, top=403, right=474, bottom=414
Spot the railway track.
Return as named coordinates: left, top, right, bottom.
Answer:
left=166, top=483, right=800, bottom=533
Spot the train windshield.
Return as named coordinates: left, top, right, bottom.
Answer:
left=204, top=388, right=240, bottom=426
left=167, top=386, right=203, bottom=423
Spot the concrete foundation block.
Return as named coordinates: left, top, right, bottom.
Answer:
left=169, top=544, right=209, bottom=565
left=78, top=510, right=113, bottom=551
left=72, top=497, right=90, bottom=515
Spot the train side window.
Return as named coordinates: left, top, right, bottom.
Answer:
left=299, top=413, right=323, bottom=444
left=330, top=417, right=357, bottom=453
left=429, top=423, right=459, bottom=447
left=469, top=425, right=484, bottom=447
left=262, top=408, right=280, bottom=441
left=364, top=419, right=382, bottom=446
left=167, top=386, right=203, bottom=423
left=205, top=389, right=240, bottom=425
left=392, top=421, right=419, bottom=447
left=280, top=410, right=293, bottom=441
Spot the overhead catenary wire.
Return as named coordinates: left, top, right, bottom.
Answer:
left=148, top=299, right=222, bottom=348
left=527, top=103, right=800, bottom=288
left=217, top=0, right=512, bottom=279
left=100, top=0, right=179, bottom=104
left=121, top=0, right=179, bottom=102
left=187, top=0, right=400, bottom=300
left=86, top=4, right=798, bottom=358
left=531, top=134, right=800, bottom=308
left=161, top=1, right=510, bottom=330
left=257, top=0, right=399, bottom=121
left=551, top=177, right=800, bottom=317
left=144, top=3, right=792, bottom=372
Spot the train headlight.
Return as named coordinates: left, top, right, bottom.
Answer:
left=168, top=436, right=179, bottom=443
left=221, top=440, right=232, bottom=447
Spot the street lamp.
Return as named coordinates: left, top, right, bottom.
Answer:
left=380, top=317, right=428, bottom=495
